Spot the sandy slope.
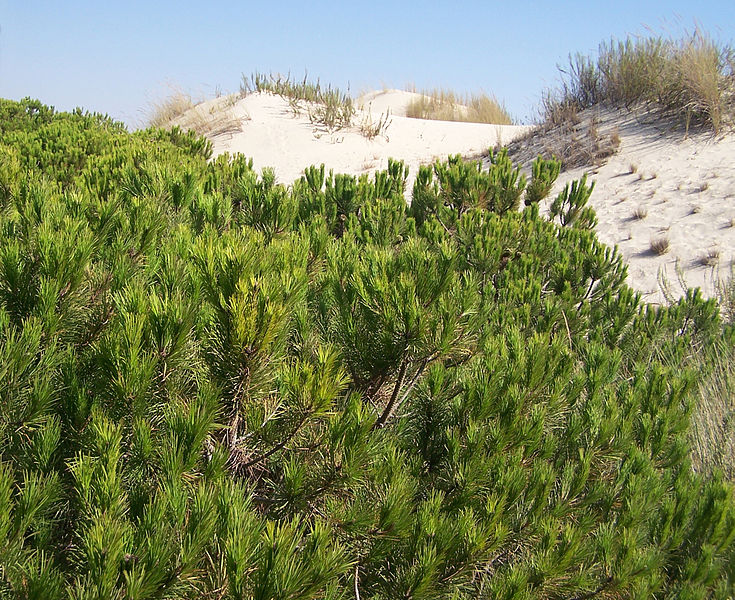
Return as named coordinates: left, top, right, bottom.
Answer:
left=183, top=92, right=735, bottom=304
left=507, top=106, right=735, bottom=305
left=198, top=90, right=530, bottom=187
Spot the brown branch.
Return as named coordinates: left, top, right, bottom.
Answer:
left=239, top=411, right=309, bottom=469
left=393, top=358, right=429, bottom=414
left=373, top=355, right=434, bottom=430
left=373, top=359, right=408, bottom=430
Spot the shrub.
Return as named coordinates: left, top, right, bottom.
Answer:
left=549, top=174, right=597, bottom=228
left=525, top=155, right=561, bottom=205
left=0, top=98, right=734, bottom=599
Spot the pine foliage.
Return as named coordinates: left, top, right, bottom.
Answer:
left=0, top=97, right=733, bottom=599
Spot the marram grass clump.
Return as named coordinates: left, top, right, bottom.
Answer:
left=406, top=87, right=513, bottom=124
left=0, top=97, right=734, bottom=600
left=146, top=87, right=243, bottom=136
left=543, top=27, right=735, bottom=132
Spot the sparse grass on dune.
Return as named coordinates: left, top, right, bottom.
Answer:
left=655, top=266, right=735, bottom=480
left=690, top=340, right=735, bottom=479
left=241, top=71, right=355, bottom=130
left=146, top=89, right=243, bottom=137
left=542, top=28, right=735, bottom=132
left=405, top=88, right=513, bottom=124
left=147, top=89, right=195, bottom=128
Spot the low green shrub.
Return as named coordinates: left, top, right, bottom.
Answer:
left=0, top=98, right=733, bottom=599
left=525, top=155, right=561, bottom=205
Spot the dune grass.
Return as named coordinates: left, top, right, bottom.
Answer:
left=405, top=88, right=512, bottom=124
left=690, top=271, right=735, bottom=479
left=147, top=89, right=196, bottom=128
left=146, top=88, right=243, bottom=137
left=542, top=28, right=734, bottom=132
left=654, top=265, right=735, bottom=481
left=241, top=71, right=355, bottom=130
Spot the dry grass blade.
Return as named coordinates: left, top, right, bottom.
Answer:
left=147, top=90, right=195, bottom=128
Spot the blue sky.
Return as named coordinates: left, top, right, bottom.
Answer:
left=1, top=1, right=733, bottom=127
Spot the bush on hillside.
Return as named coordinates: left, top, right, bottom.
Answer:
left=0, top=97, right=734, bottom=599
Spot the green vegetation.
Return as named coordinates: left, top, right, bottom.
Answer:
left=525, top=155, right=561, bottom=205
left=1, top=97, right=735, bottom=599
left=405, top=87, right=513, bottom=124
left=542, top=28, right=735, bottom=132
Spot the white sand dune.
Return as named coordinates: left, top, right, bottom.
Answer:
left=199, top=90, right=530, bottom=188
left=184, top=92, right=735, bottom=304
left=520, top=107, right=735, bottom=305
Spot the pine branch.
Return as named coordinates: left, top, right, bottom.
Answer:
left=239, top=411, right=309, bottom=470
left=373, top=356, right=431, bottom=430
left=373, top=359, right=408, bottom=430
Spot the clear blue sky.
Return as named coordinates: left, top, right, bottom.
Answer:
left=1, top=1, right=733, bottom=127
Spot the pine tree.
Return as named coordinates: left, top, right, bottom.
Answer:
left=0, top=98, right=733, bottom=599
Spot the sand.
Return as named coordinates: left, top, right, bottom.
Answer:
left=179, top=92, right=735, bottom=305
left=195, top=90, right=530, bottom=189
left=517, top=106, right=735, bottom=305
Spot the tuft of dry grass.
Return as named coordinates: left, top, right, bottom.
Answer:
left=689, top=271, right=735, bottom=479
left=146, top=88, right=244, bottom=137
left=632, top=205, right=648, bottom=220
left=658, top=267, right=735, bottom=480
left=650, top=235, right=670, bottom=255
left=405, top=88, right=512, bottom=124
left=359, top=109, right=392, bottom=140
left=689, top=339, right=735, bottom=480
left=147, top=89, right=196, bottom=128
left=508, top=108, right=621, bottom=170
left=541, top=27, right=734, bottom=133
left=699, top=248, right=721, bottom=266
